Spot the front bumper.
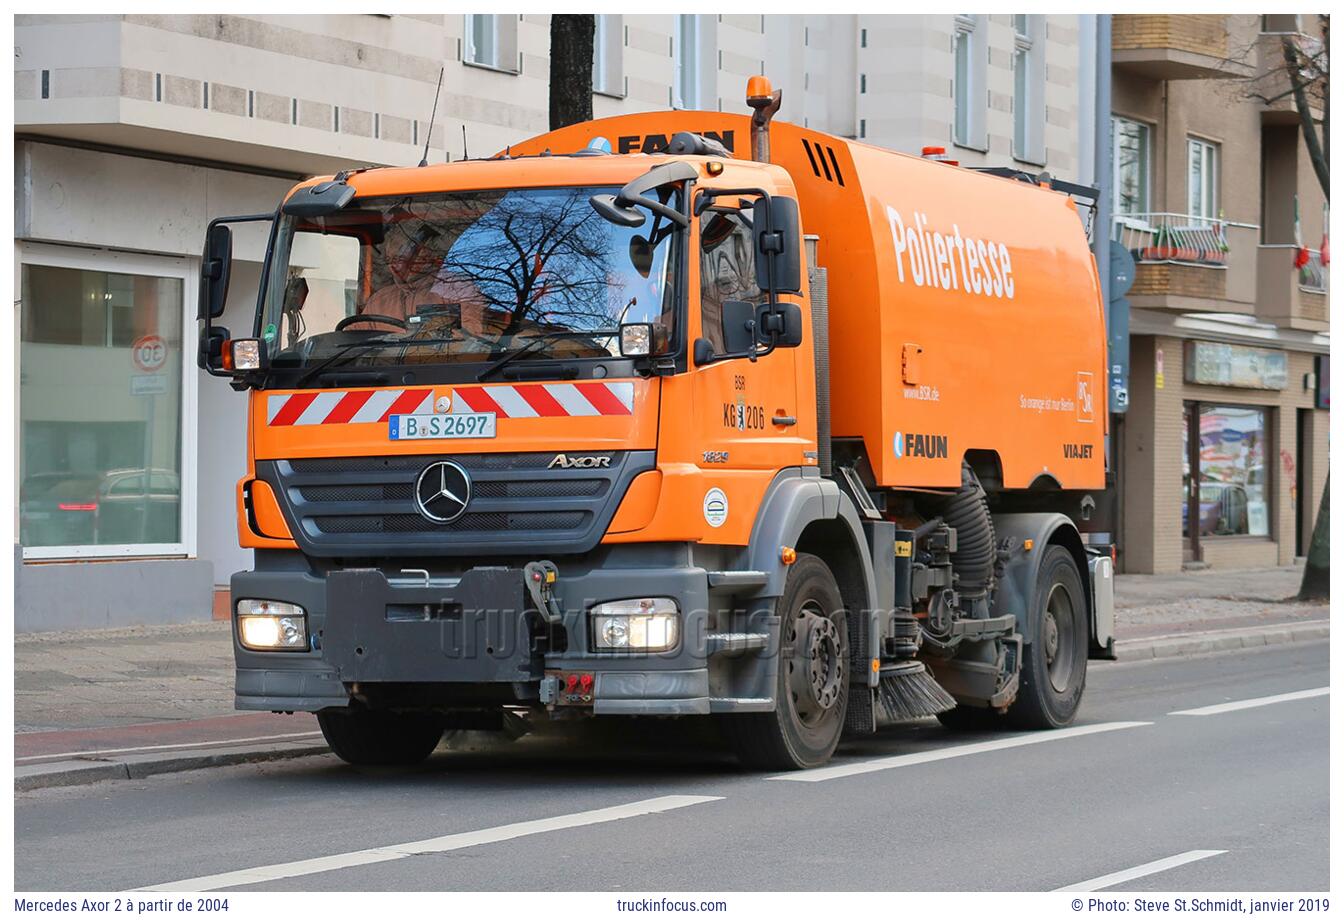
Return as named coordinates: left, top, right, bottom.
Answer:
left=231, top=546, right=772, bottom=716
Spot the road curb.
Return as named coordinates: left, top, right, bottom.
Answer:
left=16, top=740, right=332, bottom=793
left=1113, top=620, right=1329, bottom=662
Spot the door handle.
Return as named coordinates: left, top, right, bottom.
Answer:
left=772, top=414, right=797, bottom=427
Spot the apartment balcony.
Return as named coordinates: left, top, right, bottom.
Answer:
left=1253, top=31, right=1326, bottom=126
left=1112, top=15, right=1255, bottom=81
left=1113, top=213, right=1259, bottom=315
left=1256, top=245, right=1329, bottom=331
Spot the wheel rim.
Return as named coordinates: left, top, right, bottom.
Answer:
left=1043, top=583, right=1077, bottom=693
left=785, top=601, right=845, bottom=726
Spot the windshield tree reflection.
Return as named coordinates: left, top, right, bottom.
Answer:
left=264, top=186, right=679, bottom=369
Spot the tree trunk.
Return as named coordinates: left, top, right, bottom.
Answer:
left=1298, top=474, right=1329, bottom=600
left=549, top=15, right=594, bottom=131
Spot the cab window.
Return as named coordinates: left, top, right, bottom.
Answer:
left=698, top=208, right=761, bottom=353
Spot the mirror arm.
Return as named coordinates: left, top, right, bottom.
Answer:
left=200, top=212, right=273, bottom=381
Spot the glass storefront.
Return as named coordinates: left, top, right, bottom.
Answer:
left=1182, top=402, right=1271, bottom=539
left=19, top=260, right=185, bottom=552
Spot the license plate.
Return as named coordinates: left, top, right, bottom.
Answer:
left=388, top=412, right=497, bottom=440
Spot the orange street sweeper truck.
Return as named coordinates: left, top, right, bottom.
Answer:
left=200, top=77, right=1114, bottom=770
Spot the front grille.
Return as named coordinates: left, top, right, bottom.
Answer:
left=258, top=450, right=655, bottom=558
left=314, top=511, right=588, bottom=534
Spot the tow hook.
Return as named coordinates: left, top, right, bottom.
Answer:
left=524, top=560, right=563, bottom=624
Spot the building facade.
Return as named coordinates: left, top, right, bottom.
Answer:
left=17, top=14, right=1317, bottom=629
left=1109, top=14, right=1329, bottom=573
left=13, top=13, right=1101, bottom=630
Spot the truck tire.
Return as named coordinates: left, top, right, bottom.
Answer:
left=1006, top=545, right=1088, bottom=729
left=317, top=709, right=445, bottom=766
left=721, top=553, right=849, bottom=770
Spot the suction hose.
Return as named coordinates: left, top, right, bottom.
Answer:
left=942, top=462, right=996, bottom=599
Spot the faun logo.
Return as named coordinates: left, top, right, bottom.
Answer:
left=1062, top=443, right=1094, bottom=460
left=548, top=453, right=612, bottom=470
left=617, top=130, right=735, bottom=154
left=894, top=431, right=949, bottom=460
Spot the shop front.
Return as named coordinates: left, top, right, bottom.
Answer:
left=14, top=140, right=291, bottom=631
left=1119, top=328, right=1329, bottom=574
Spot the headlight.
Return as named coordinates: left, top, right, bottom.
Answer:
left=236, top=599, right=308, bottom=651
left=590, top=598, right=679, bottom=651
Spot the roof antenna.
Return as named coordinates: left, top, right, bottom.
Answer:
left=418, top=66, right=444, bottom=167
left=461, top=124, right=469, bottom=162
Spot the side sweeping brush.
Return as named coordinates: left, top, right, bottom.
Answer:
left=876, top=661, right=956, bottom=723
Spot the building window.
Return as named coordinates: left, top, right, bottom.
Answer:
left=1261, top=14, right=1300, bottom=33
left=464, top=14, right=519, bottom=72
left=465, top=14, right=499, bottom=68
left=1012, top=14, right=1045, bottom=165
left=1188, top=137, right=1219, bottom=220
left=953, top=15, right=986, bottom=150
left=593, top=14, right=624, bottom=97
left=19, top=255, right=188, bottom=556
left=673, top=14, right=701, bottom=109
left=1112, top=116, right=1151, bottom=215
left=1183, top=403, right=1271, bottom=539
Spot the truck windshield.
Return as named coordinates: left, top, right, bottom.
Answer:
left=260, top=186, right=680, bottom=375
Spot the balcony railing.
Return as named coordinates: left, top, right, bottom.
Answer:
left=1298, top=248, right=1328, bottom=293
left=1113, top=213, right=1251, bottom=268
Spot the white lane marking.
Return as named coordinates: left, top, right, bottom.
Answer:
left=139, top=795, right=723, bottom=892
left=1169, top=686, right=1329, bottom=717
left=768, top=721, right=1152, bottom=783
left=15, top=731, right=325, bottom=764
left=1054, top=849, right=1227, bottom=892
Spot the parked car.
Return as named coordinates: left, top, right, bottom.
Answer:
left=1183, top=482, right=1250, bottom=537
left=95, top=468, right=181, bottom=544
left=19, top=472, right=101, bottom=546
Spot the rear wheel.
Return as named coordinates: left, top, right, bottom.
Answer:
left=721, top=553, right=849, bottom=770
left=317, top=709, right=445, bottom=766
left=1007, top=545, right=1088, bottom=729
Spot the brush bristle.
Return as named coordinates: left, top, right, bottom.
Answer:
left=877, top=665, right=957, bottom=723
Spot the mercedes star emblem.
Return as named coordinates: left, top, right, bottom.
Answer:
left=414, top=460, right=472, bottom=524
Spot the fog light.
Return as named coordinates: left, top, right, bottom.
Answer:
left=590, top=598, right=679, bottom=651
left=236, top=599, right=307, bottom=651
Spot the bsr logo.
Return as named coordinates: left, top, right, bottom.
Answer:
left=617, top=130, right=736, bottom=154
left=886, top=207, right=1016, bottom=301
left=893, top=431, right=949, bottom=459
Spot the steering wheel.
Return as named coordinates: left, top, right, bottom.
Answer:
left=336, top=313, right=407, bottom=332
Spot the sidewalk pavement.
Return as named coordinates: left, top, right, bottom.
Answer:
left=15, top=563, right=1329, bottom=790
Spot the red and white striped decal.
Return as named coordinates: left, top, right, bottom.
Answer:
left=451, top=382, right=633, bottom=419
left=266, top=382, right=634, bottom=426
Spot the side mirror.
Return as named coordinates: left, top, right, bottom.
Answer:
left=721, top=300, right=757, bottom=353
left=753, top=196, right=802, bottom=295
left=755, top=302, right=803, bottom=348
left=201, top=222, right=233, bottom=320
left=198, top=325, right=230, bottom=370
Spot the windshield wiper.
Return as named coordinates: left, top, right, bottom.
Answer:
left=294, top=335, right=461, bottom=388
left=476, top=329, right=620, bottom=382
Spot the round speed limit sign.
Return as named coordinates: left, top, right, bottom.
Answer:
left=132, top=335, right=167, bottom=372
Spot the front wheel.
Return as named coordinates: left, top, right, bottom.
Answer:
left=1007, top=545, right=1088, bottom=729
left=720, top=553, right=849, bottom=770
left=317, top=709, right=445, bottom=766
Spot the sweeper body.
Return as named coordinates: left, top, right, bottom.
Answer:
left=201, top=77, right=1114, bottom=770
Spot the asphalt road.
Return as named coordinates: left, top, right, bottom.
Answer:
left=15, top=642, right=1329, bottom=892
